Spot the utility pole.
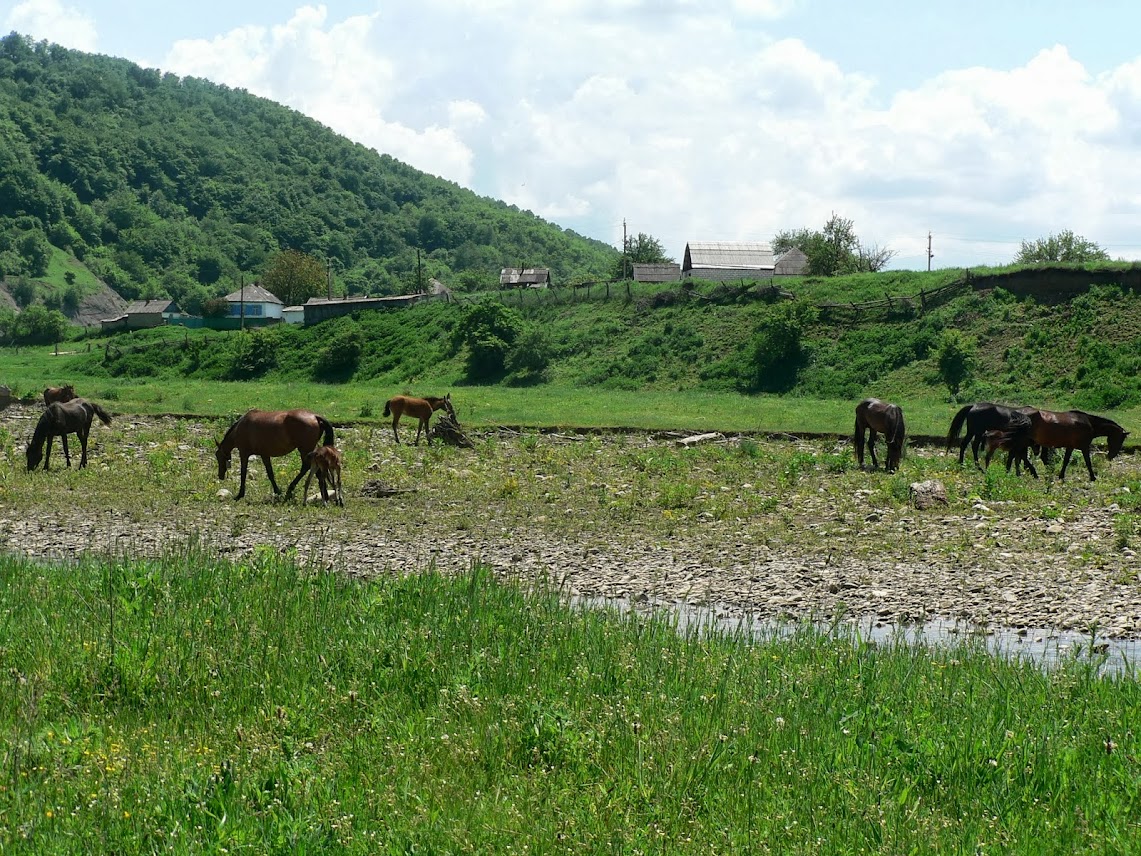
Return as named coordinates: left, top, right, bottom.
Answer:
left=927, top=231, right=934, bottom=272
left=239, top=274, right=245, bottom=331
left=622, top=218, right=628, bottom=280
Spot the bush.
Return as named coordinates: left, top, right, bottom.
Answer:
left=743, top=302, right=817, bottom=393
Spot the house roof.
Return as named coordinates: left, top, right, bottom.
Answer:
left=500, top=267, right=551, bottom=286
left=123, top=299, right=178, bottom=315
left=683, top=241, right=775, bottom=271
left=223, top=285, right=282, bottom=305
left=774, top=247, right=809, bottom=275
left=632, top=263, right=681, bottom=282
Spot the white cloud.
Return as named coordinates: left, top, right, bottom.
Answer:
left=4, top=0, right=97, bottom=51
left=55, top=1, right=1141, bottom=266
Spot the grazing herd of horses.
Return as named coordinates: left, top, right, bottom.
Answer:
left=25, top=388, right=457, bottom=505
left=857, top=397, right=1130, bottom=481
left=20, top=383, right=1133, bottom=499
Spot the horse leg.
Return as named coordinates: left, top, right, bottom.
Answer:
left=236, top=456, right=250, bottom=499
left=414, top=416, right=426, bottom=445
left=958, top=433, right=971, bottom=466
left=868, top=431, right=879, bottom=470
left=77, top=428, right=89, bottom=469
left=1022, top=448, right=1038, bottom=479
left=391, top=412, right=402, bottom=444
left=970, top=433, right=985, bottom=470
left=854, top=425, right=865, bottom=468
left=264, top=456, right=286, bottom=496
left=1081, top=447, right=1096, bottom=481
left=283, top=455, right=309, bottom=498
left=43, top=436, right=53, bottom=471
left=303, top=466, right=316, bottom=505
left=1059, top=448, right=1074, bottom=480
left=422, top=416, right=432, bottom=446
left=318, top=470, right=330, bottom=504
left=334, top=469, right=344, bottom=507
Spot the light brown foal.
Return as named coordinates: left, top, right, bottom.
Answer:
left=304, top=444, right=344, bottom=506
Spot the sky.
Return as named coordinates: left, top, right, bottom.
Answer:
left=5, top=0, right=1141, bottom=270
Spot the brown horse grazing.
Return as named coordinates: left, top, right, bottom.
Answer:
left=26, top=398, right=113, bottom=471
left=43, top=384, right=76, bottom=405
left=303, top=445, right=344, bottom=506
left=983, top=423, right=1038, bottom=478
left=1024, top=409, right=1128, bottom=481
left=215, top=409, right=335, bottom=500
left=854, top=398, right=906, bottom=472
left=383, top=393, right=455, bottom=445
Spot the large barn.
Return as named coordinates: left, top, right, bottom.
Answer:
left=682, top=242, right=775, bottom=281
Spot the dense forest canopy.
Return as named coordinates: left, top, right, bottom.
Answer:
left=0, top=33, right=618, bottom=311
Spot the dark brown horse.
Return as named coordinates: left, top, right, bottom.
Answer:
left=383, top=393, right=455, bottom=445
left=215, top=409, right=335, bottom=500
left=303, top=445, right=344, bottom=506
left=947, top=402, right=1040, bottom=468
left=854, top=398, right=906, bottom=472
left=43, top=384, right=76, bottom=406
left=26, top=398, right=113, bottom=471
left=1024, top=409, right=1128, bottom=481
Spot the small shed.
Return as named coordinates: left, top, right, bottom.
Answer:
left=774, top=247, right=809, bottom=277
left=500, top=267, right=551, bottom=288
left=682, top=242, right=775, bottom=281
left=103, top=299, right=181, bottom=331
left=632, top=263, right=682, bottom=283
left=282, top=305, right=306, bottom=325
left=224, top=284, right=284, bottom=320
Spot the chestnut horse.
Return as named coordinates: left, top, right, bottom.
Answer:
left=26, top=398, right=113, bottom=471
left=1024, top=409, right=1128, bottom=481
left=215, top=409, right=335, bottom=500
left=383, top=393, right=455, bottom=445
left=854, top=398, right=906, bottom=472
left=43, top=384, right=76, bottom=405
left=303, top=445, right=344, bottom=506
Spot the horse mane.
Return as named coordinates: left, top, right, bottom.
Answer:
left=218, top=416, right=242, bottom=448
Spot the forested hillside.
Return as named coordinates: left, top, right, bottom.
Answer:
left=0, top=33, right=617, bottom=314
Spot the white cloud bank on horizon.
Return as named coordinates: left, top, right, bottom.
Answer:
left=8, top=0, right=1141, bottom=267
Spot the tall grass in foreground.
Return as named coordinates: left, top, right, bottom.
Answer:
left=2, top=552, right=1139, bottom=854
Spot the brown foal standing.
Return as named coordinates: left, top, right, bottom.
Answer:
left=382, top=393, right=455, bottom=445
left=303, top=444, right=344, bottom=506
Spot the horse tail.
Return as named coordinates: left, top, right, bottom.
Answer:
left=318, top=415, right=335, bottom=447
left=91, top=402, right=113, bottom=426
left=383, top=400, right=392, bottom=417
left=947, top=404, right=972, bottom=449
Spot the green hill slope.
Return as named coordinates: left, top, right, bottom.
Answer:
left=69, top=269, right=1141, bottom=413
left=0, top=33, right=617, bottom=312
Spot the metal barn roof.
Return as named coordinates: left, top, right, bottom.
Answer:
left=683, top=241, right=775, bottom=271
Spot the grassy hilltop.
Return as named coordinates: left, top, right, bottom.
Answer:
left=4, top=264, right=1140, bottom=437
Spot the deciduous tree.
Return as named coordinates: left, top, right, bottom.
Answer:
left=1014, top=231, right=1109, bottom=264
left=261, top=250, right=327, bottom=307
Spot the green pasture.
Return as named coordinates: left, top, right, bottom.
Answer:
left=2, top=554, right=1139, bottom=853
left=3, top=340, right=1141, bottom=440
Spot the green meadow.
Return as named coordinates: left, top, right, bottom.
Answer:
left=2, top=553, right=1139, bottom=854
